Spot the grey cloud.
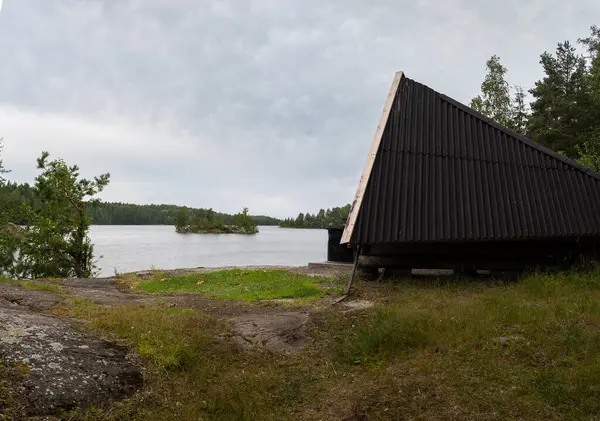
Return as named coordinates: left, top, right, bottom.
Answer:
left=0, top=0, right=598, bottom=217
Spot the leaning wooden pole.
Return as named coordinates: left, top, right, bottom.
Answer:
left=345, top=245, right=361, bottom=295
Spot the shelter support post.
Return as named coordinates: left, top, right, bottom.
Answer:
left=345, top=245, right=362, bottom=295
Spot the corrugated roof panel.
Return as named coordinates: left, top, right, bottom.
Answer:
left=351, top=75, right=600, bottom=244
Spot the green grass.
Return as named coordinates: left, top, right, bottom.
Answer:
left=53, top=298, right=326, bottom=421
left=9, top=267, right=600, bottom=420
left=315, top=268, right=600, bottom=420
left=124, top=269, right=341, bottom=301
left=0, top=276, right=63, bottom=292
left=58, top=298, right=218, bottom=372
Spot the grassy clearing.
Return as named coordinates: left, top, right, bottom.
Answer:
left=315, top=268, right=600, bottom=420
left=55, top=298, right=221, bottom=372
left=122, top=269, right=341, bottom=301
left=0, top=276, right=63, bottom=292
left=52, top=297, right=332, bottom=421
left=9, top=268, right=600, bottom=420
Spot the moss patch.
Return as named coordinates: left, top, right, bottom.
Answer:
left=0, top=363, right=24, bottom=420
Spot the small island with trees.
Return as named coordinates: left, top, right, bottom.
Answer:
left=173, top=206, right=259, bottom=234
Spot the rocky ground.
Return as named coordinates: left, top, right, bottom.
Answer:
left=0, top=265, right=361, bottom=419
left=0, top=282, right=143, bottom=418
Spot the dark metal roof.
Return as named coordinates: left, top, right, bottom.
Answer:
left=350, top=74, right=600, bottom=245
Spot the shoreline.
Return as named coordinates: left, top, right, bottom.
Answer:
left=101, top=263, right=353, bottom=280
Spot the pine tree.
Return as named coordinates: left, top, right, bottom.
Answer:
left=510, top=85, right=529, bottom=135
left=576, top=127, right=600, bottom=172
left=579, top=25, right=600, bottom=58
left=528, top=41, right=590, bottom=157
left=0, top=139, right=8, bottom=183
left=576, top=26, right=600, bottom=171
left=16, top=152, right=110, bottom=278
left=174, top=207, right=190, bottom=233
left=0, top=139, right=21, bottom=275
left=295, top=213, right=305, bottom=227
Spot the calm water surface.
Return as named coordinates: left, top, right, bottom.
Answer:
left=90, top=225, right=327, bottom=277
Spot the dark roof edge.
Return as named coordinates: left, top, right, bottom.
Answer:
left=435, top=91, right=600, bottom=182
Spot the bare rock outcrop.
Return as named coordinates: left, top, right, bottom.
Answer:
left=0, top=284, right=143, bottom=417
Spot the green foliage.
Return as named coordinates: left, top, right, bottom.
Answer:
left=575, top=27, right=600, bottom=173
left=0, top=224, right=21, bottom=277
left=470, top=55, right=513, bottom=128
left=16, top=152, right=110, bottom=278
left=174, top=207, right=190, bottom=233
left=233, top=207, right=258, bottom=234
left=0, top=181, right=281, bottom=227
left=0, top=182, right=37, bottom=227
left=528, top=41, right=591, bottom=157
left=579, top=24, right=600, bottom=58
left=176, top=207, right=259, bottom=234
left=0, top=140, right=22, bottom=276
left=280, top=204, right=351, bottom=229
left=125, top=269, right=340, bottom=301
left=576, top=126, right=600, bottom=172
left=474, top=26, right=600, bottom=171
left=187, top=207, right=225, bottom=231
left=86, top=201, right=280, bottom=226
left=0, top=139, right=7, bottom=183
left=511, top=85, right=528, bottom=135
left=470, top=57, right=530, bottom=134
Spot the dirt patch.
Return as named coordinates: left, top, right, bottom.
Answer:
left=164, top=294, right=274, bottom=316
left=0, top=305, right=143, bottom=417
left=341, top=300, right=375, bottom=312
left=229, top=312, right=312, bottom=353
left=63, top=277, right=157, bottom=306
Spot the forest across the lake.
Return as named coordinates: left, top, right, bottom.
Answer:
left=0, top=181, right=279, bottom=226
left=0, top=181, right=349, bottom=229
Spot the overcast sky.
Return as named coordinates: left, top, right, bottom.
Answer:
left=0, top=1, right=597, bottom=218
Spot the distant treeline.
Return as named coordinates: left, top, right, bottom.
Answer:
left=0, top=182, right=280, bottom=226
left=1, top=180, right=350, bottom=229
left=87, top=202, right=280, bottom=226
left=279, top=204, right=351, bottom=229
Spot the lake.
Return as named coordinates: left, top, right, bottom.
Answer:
left=90, top=225, right=328, bottom=277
